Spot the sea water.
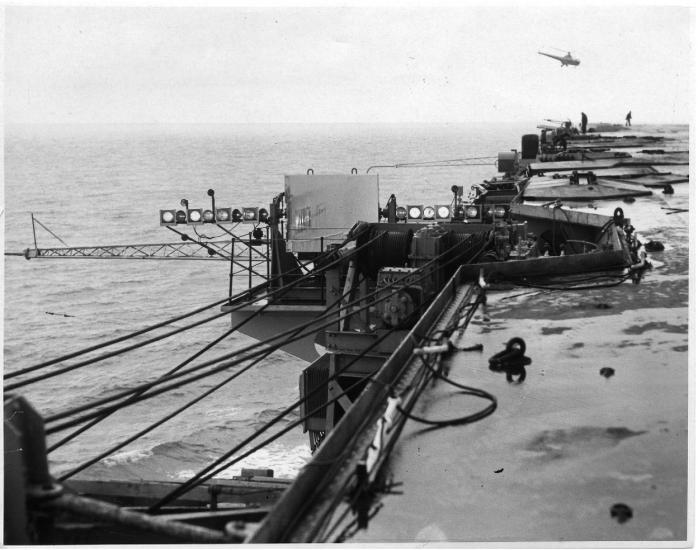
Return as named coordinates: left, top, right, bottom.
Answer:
left=3, top=122, right=689, bottom=483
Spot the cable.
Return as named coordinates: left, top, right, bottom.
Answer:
left=42, top=265, right=412, bottom=433
left=47, top=229, right=486, bottom=458
left=273, top=286, right=486, bottom=542
left=396, top=354, right=497, bottom=427
left=148, top=328, right=397, bottom=512
left=3, top=294, right=233, bottom=380
left=4, top=310, right=230, bottom=392
left=151, top=241, right=491, bottom=512
left=7, top=227, right=376, bottom=390
left=49, top=305, right=260, bottom=453
left=46, top=229, right=490, bottom=428
left=366, top=156, right=497, bottom=172
left=53, top=246, right=378, bottom=465
left=56, top=323, right=284, bottom=479
left=42, top=232, right=397, bottom=430
left=151, top=237, right=490, bottom=510
left=6, top=220, right=357, bottom=383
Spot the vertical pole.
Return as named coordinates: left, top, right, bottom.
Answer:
left=31, top=213, right=38, bottom=251
left=266, top=226, right=270, bottom=281
left=228, top=237, right=234, bottom=301
left=340, top=261, right=356, bottom=331
left=320, top=236, right=325, bottom=304
left=248, top=232, right=253, bottom=290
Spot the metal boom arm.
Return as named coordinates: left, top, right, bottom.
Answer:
left=18, top=241, right=266, bottom=262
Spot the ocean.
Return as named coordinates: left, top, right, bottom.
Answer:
left=3, top=122, right=689, bottom=487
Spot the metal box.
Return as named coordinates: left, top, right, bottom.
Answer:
left=497, top=151, right=518, bottom=173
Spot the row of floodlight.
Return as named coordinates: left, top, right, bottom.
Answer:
left=159, top=207, right=269, bottom=226
left=161, top=203, right=510, bottom=226
left=396, top=203, right=509, bottom=222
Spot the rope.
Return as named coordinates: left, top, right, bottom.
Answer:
left=32, top=216, right=70, bottom=247
left=366, top=156, right=496, bottom=173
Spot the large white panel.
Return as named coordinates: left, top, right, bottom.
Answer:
left=285, top=174, right=379, bottom=253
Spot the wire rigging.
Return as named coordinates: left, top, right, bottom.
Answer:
left=43, top=232, right=401, bottom=430
left=4, top=294, right=234, bottom=380
left=7, top=227, right=375, bottom=390
left=50, top=231, right=489, bottom=506
left=51, top=238, right=379, bottom=459
left=148, top=328, right=397, bottom=511
left=149, top=235, right=494, bottom=510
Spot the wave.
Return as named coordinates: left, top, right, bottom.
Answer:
left=102, top=447, right=154, bottom=467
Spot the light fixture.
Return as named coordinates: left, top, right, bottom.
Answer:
left=407, top=205, right=423, bottom=219
left=422, top=206, right=436, bottom=220
left=396, top=206, right=407, bottom=221
left=160, top=210, right=176, bottom=226
left=494, top=205, right=509, bottom=218
left=215, top=207, right=232, bottom=223
left=258, top=208, right=269, bottom=223
left=465, top=205, right=482, bottom=221
left=202, top=209, right=215, bottom=223
left=175, top=210, right=187, bottom=224
left=242, top=207, right=259, bottom=222
left=187, top=209, right=203, bottom=224
left=232, top=209, right=243, bottom=222
left=435, top=205, right=451, bottom=219
left=453, top=205, right=465, bottom=220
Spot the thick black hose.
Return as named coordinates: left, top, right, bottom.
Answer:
left=396, top=355, right=497, bottom=428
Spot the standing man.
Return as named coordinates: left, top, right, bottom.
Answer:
left=581, top=112, right=588, bottom=134
left=625, top=110, right=632, bottom=126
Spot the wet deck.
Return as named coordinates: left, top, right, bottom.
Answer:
left=353, top=285, right=688, bottom=543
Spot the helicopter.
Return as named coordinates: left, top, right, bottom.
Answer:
left=537, top=48, right=580, bottom=67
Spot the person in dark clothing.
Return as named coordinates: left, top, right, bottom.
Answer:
left=554, top=126, right=569, bottom=150
left=625, top=111, right=632, bottom=126
left=581, top=112, right=588, bottom=134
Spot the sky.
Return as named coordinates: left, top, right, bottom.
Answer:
left=3, top=4, right=695, bottom=125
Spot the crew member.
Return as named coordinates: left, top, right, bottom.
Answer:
left=554, top=124, right=570, bottom=151
left=625, top=110, right=632, bottom=126
left=581, top=112, right=588, bottom=134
